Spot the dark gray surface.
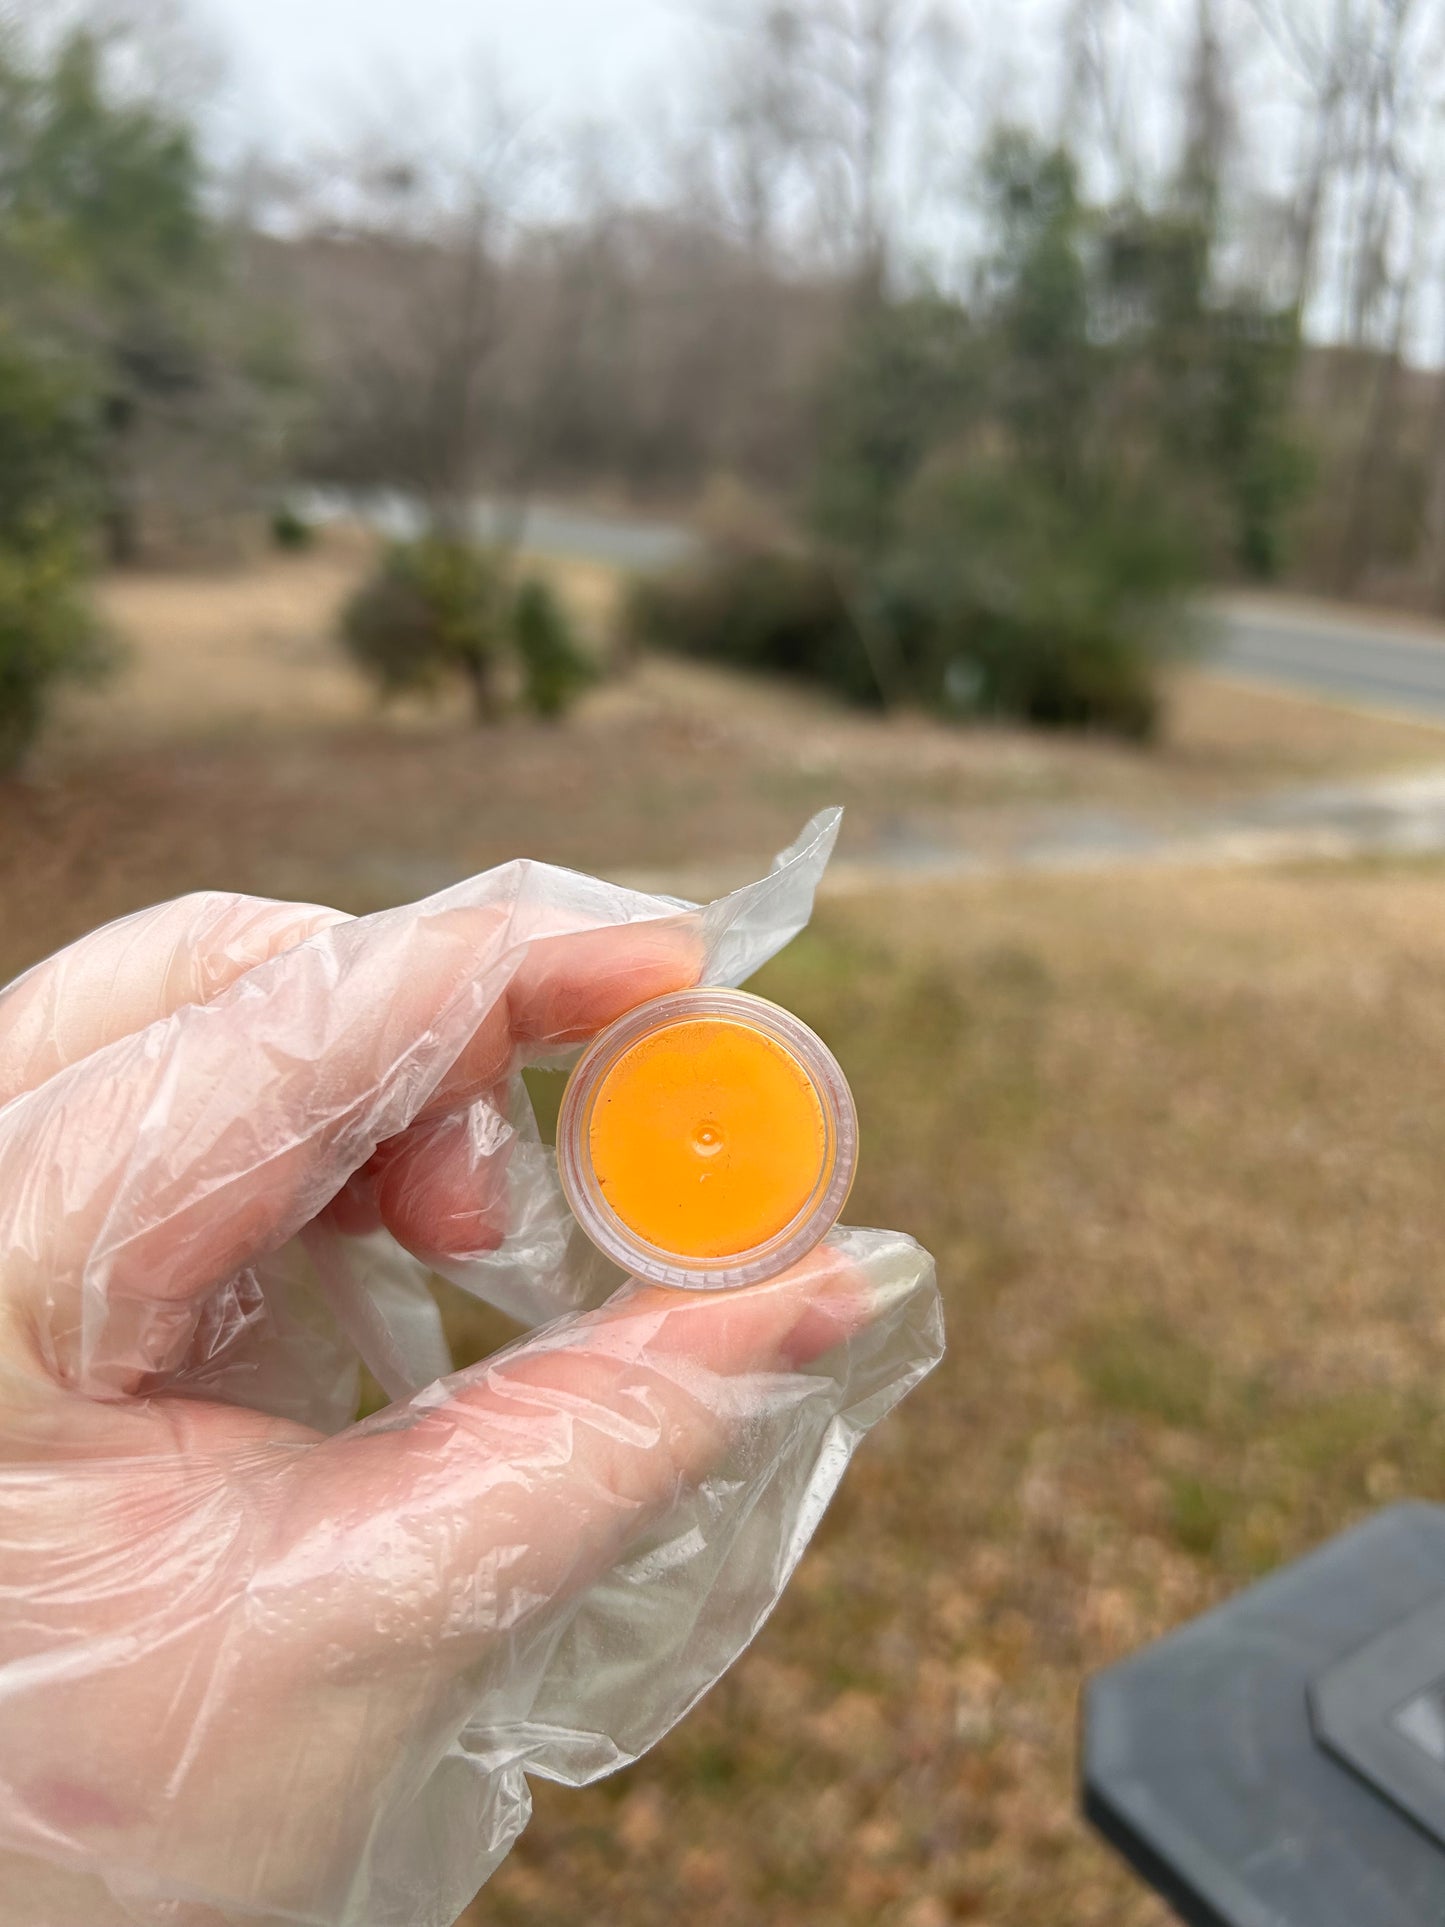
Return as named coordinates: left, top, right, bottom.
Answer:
left=1211, top=608, right=1445, bottom=719
left=297, top=489, right=700, bottom=574
left=1312, top=1594, right=1445, bottom=1853
left=1082, top=1504, right=1445, bottom=1927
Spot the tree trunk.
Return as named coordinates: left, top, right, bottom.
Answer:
left=103, top=498, right=141, bottom=569
left=1335, top=268, right=1413, bottom=598
left=463, top=652, right=502, bottom=726
left=1283, top=71, right=1342, bottom=321
left=1426, top=357, right=1445, bottom=614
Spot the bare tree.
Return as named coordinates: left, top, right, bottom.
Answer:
left=1278, top=0, right=1357, bottom=318
left=1244, top=0, right=1441, bottom=333
left=4, top=0, right=225, bottom=109
left=1326, top=0, right=1445, bottom=590
left=1426, top=265, right=1445, bottom=609
left=702, top=5, right=819, bottom=262
left=1337, top=0, right=1414, bottom=349
left=1238, top=0, right=1357, bottom=319
left=1336, top=163, right=1428, bottom=591
left=826, top=0, right=906, bottom=289
left=801, top=0, right=938, bottom=294
left=1236, top=0, right=1445, bottom=595
left=1058, top=0, right=1144, bottom=193
left=697, top=1, right=958, bottom=296
left=301, top=70, right=540, bottom=540
left=1178, top=0, right=1236, bottom=233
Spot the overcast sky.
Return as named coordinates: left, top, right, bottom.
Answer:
left=196, top=0, right=700, bottom=156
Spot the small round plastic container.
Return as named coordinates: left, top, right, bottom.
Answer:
left=558, top=988, right=858, bottom=1290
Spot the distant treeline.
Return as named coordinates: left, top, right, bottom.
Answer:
left=257, top=0, right=1445, bottom=614
left=9, top=1, right=1445, bottom=608
left=259, top=218, right=846, bottom=510
left=266, top=218, right=1440, bottom=613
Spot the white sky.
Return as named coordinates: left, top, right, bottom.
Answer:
left=197, top=0, right=699, bottom=157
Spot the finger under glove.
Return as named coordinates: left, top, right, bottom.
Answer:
left=0, top=899, right=698, bottom=1393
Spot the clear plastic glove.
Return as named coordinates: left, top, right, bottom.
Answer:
left=0, top=819, right=943, bottom=1927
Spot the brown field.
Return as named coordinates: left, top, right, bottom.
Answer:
left=9, top=539, right=1445, bottom=986
left=463, top=861, right=1445, bottom=1927
left=7, top=550, right=1445, bottom=1924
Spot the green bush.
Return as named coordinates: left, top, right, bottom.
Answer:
left=876, top=456, right=1197, bottom=739
left=626, top=544, right=884, bottom=708
left=270, top=503, right=315, bottom=552
left=629, top=466, right=1192, bottom=739
left=341, top=537, right=507, bottom=721
left=512, top=577, right=593, bottom=719
left=0, top=336, right=109, bottom=774
left=341, top=540, right=596, bottom=723
left=810, top=294, right=980, bottom=559
left=753, top=130, right=1299, bottom=738
left=0, top=531, right=111, bottom=775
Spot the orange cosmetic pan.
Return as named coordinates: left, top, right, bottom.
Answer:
left=558, top=988, right=858, bottom=1290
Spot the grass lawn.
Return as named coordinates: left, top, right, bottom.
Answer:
left=8, top=552, right=1445, bottom=1922
left=8, top=540, right=1445, bottom=987
left=473, top=860, right=1445, bottom=1927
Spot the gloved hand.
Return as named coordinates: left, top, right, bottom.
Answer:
left=0, top=851, right=941, bottom=1927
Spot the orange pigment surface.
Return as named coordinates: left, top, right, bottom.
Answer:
left=588, top=1018, right=828, bottom=1260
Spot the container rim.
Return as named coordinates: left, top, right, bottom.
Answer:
left=557, top=987, right=858, bottom=1291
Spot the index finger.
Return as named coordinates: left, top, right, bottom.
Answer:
left=0, top=889, right=700, bottom=1393
left=0, top=893, right=349, bottom=1107
left=269, top=1238, right=900, bottom=1662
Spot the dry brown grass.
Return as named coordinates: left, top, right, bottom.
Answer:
left=46, top=538, right=1445, bottom=783
left=9, top=555, right=1445, bottom=1923
left=1163, top=668, right=1445, bottom=781
left=61, top=538, right=626, bottom=746
left=8, top=544, right=1445, bottom=993
left=468, top=862, right=1445, bottom=1927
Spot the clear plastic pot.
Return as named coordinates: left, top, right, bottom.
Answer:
left=558, top=988, right=858, bottom=1290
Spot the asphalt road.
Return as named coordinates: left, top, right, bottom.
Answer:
left=301, top=488, right=700, bottom=576
left=1208, top=602, right=1445, bottom=721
